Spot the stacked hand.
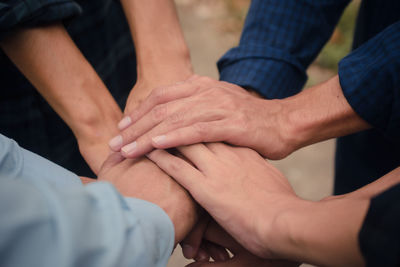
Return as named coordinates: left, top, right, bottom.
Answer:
left=185, top=220, right=299, bottom=267
left=84, top=151, right=198, bottom=244
left=145, top=143, right=300, bottom=259
left=107, top=75, right=369, bottom=266
left=106, top=75, right=301, bottom=265
left=109, top=75, right=296, bottom=160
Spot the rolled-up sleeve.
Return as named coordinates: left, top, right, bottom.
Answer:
left=0, top=0, right=82, bottom=40
left=359, top=183, right=400, bottom=266
left=218, top=0, right=350, bottom=99
left=338, top=21, right=400, bottom=142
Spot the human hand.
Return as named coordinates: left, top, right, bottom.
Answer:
left=186, top=220, right=299, bottom=267
left=110, top=75, right=295, bottom=160
left=123, top=70, right=193, bottom=115
left=146, top=143, right=302, bottom=258
left=76, top=111, right=121, bottom=174
left=97, top=152, right=198, bottom=244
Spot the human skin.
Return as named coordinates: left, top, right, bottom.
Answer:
left=110, top=75, right=370, bottom=159
left=185, top=220, right=299, bottom=267
left=0, top=0, right=193, bottom=173
left=120, top=0, right=193, bottom=115
left=93, top=152, right=199, bottom=244
left=85, top=160, right=290, bottom=267
left=0, top=24, right=122, bottom=174
left=146, top=143, right=400, bottom=266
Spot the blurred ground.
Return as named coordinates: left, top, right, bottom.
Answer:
left=168, top=1, right=359, bottom=266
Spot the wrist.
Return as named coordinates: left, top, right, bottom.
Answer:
left=274, top=196, right=367, bottom=266
left=137, top=51, right=193, bottom=83
left=263, top=197, right=314, bottom=259
left=258, top=98, right=299, bottom=159
left=159, top=180, right=198, bottom=244
left=69, top=77, right=123, bottom=141
left=280, top=76, right=370, bottom=151
left=126, top=61, right=193, bottom=114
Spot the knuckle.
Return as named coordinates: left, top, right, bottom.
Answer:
left=192, top=122, right=208, bottom=138
left=166, top=112, right=185, bottom=125
left=167, top=159, right=183, bottom=173
left=121, top=130, right=137, bottom=143
left=151, top=104, right=168, bottom=121
left=151, top=87, right=167, bottom=104
left=198, top=76, right=214, bottom=84
left=221, top=95, right=237, bottom=109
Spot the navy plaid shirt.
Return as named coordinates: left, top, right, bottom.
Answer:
left=218, top=0, right=400, bottom=141
left=0, top=0, right=136, bottom=175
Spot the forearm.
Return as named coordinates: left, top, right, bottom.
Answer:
left=280, top=76, right=371, bottom=152
left=271, top=168, right=400, bottom=266
left=0, top=24, right=122, bottom=137
left=272, top=197, right=367, bottom=267
left=1, top=24, right=122, bottom=172
left=121, top=0, right=192, bottom=85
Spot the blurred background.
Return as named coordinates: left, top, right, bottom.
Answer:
left=169, top=1, right=360, bottom=266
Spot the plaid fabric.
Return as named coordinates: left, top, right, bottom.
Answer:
left=218, top=0, right=400, bottom=195
left=0, top=0, right=137, bottom=176
left=339, top=21, right=400, bottom=140
left=359, top=184, right=400, bottom=266
left=0, top=0, right=82, bottom=41
left=218, top=0, right=400, bottom=137
left=218, top=0, right=350, bottom=99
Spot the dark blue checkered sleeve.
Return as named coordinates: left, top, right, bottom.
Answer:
left=339, top=21, right=400, bottom=141
left=359, top=183, right=400, bottom=266
left=218, top=0, right=350, bottom=99
left=0, top=0, right=82, bottom=41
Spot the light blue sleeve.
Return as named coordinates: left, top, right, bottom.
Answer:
left=0, top=132, right=81, bottom=187
left=0, top=134, right=175, bottom=267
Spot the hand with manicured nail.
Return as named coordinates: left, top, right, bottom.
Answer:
left=108, top=75, right=295, bottom=159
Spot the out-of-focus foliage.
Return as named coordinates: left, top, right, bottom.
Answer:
left=316, top=1, right=360, bottom=70
left=222, top=0, right=360, bottom=71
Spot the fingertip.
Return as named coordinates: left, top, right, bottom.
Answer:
left=182, top=244, right=195, bottom=259
left=121, top=142, right=137, bottom=158
left=109, top=135, right=123, bottom=151
left=194, top=248, right=210, bottom=262
left=152, top=135, right=168, bottom=147
left=118, top=116, right=132, bottom=130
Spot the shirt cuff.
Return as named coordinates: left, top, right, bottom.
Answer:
left=359, top=184, right=400, bottom=266
left=124, top=197, right=175, bottom=264
left=85, top=182, right=175, bottom=267
left=0, top=0, right=82, bottom=41
left=218, top=45, right=306, bottom=99
left=338, top=21, right=400, bottom=141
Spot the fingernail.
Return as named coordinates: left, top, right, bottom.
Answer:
left=182, top=244, right=194, bottom=259
left=196, top=250, right=209, bottom=262
left=109, top=135, right=123, bottom=150
left=152, top=135, right=167, bottom=146
left=121, top=141, right=137, bottom=156
left=118, top=116, right=132, bottom=130
left=219, top=251, right=229, bottom=261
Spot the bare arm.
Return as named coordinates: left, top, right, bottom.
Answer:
left=146, top=142, right=400, bottom=267
left=0, top=24, right=122, bottom=173
left=281, top=75, right=370, bottom=152
left=120, top=0, right=193, bottom=113
left=109, top=74, right=371, bottom=159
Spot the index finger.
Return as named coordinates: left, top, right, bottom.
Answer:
left=118, top=82, right=201, bottom=131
